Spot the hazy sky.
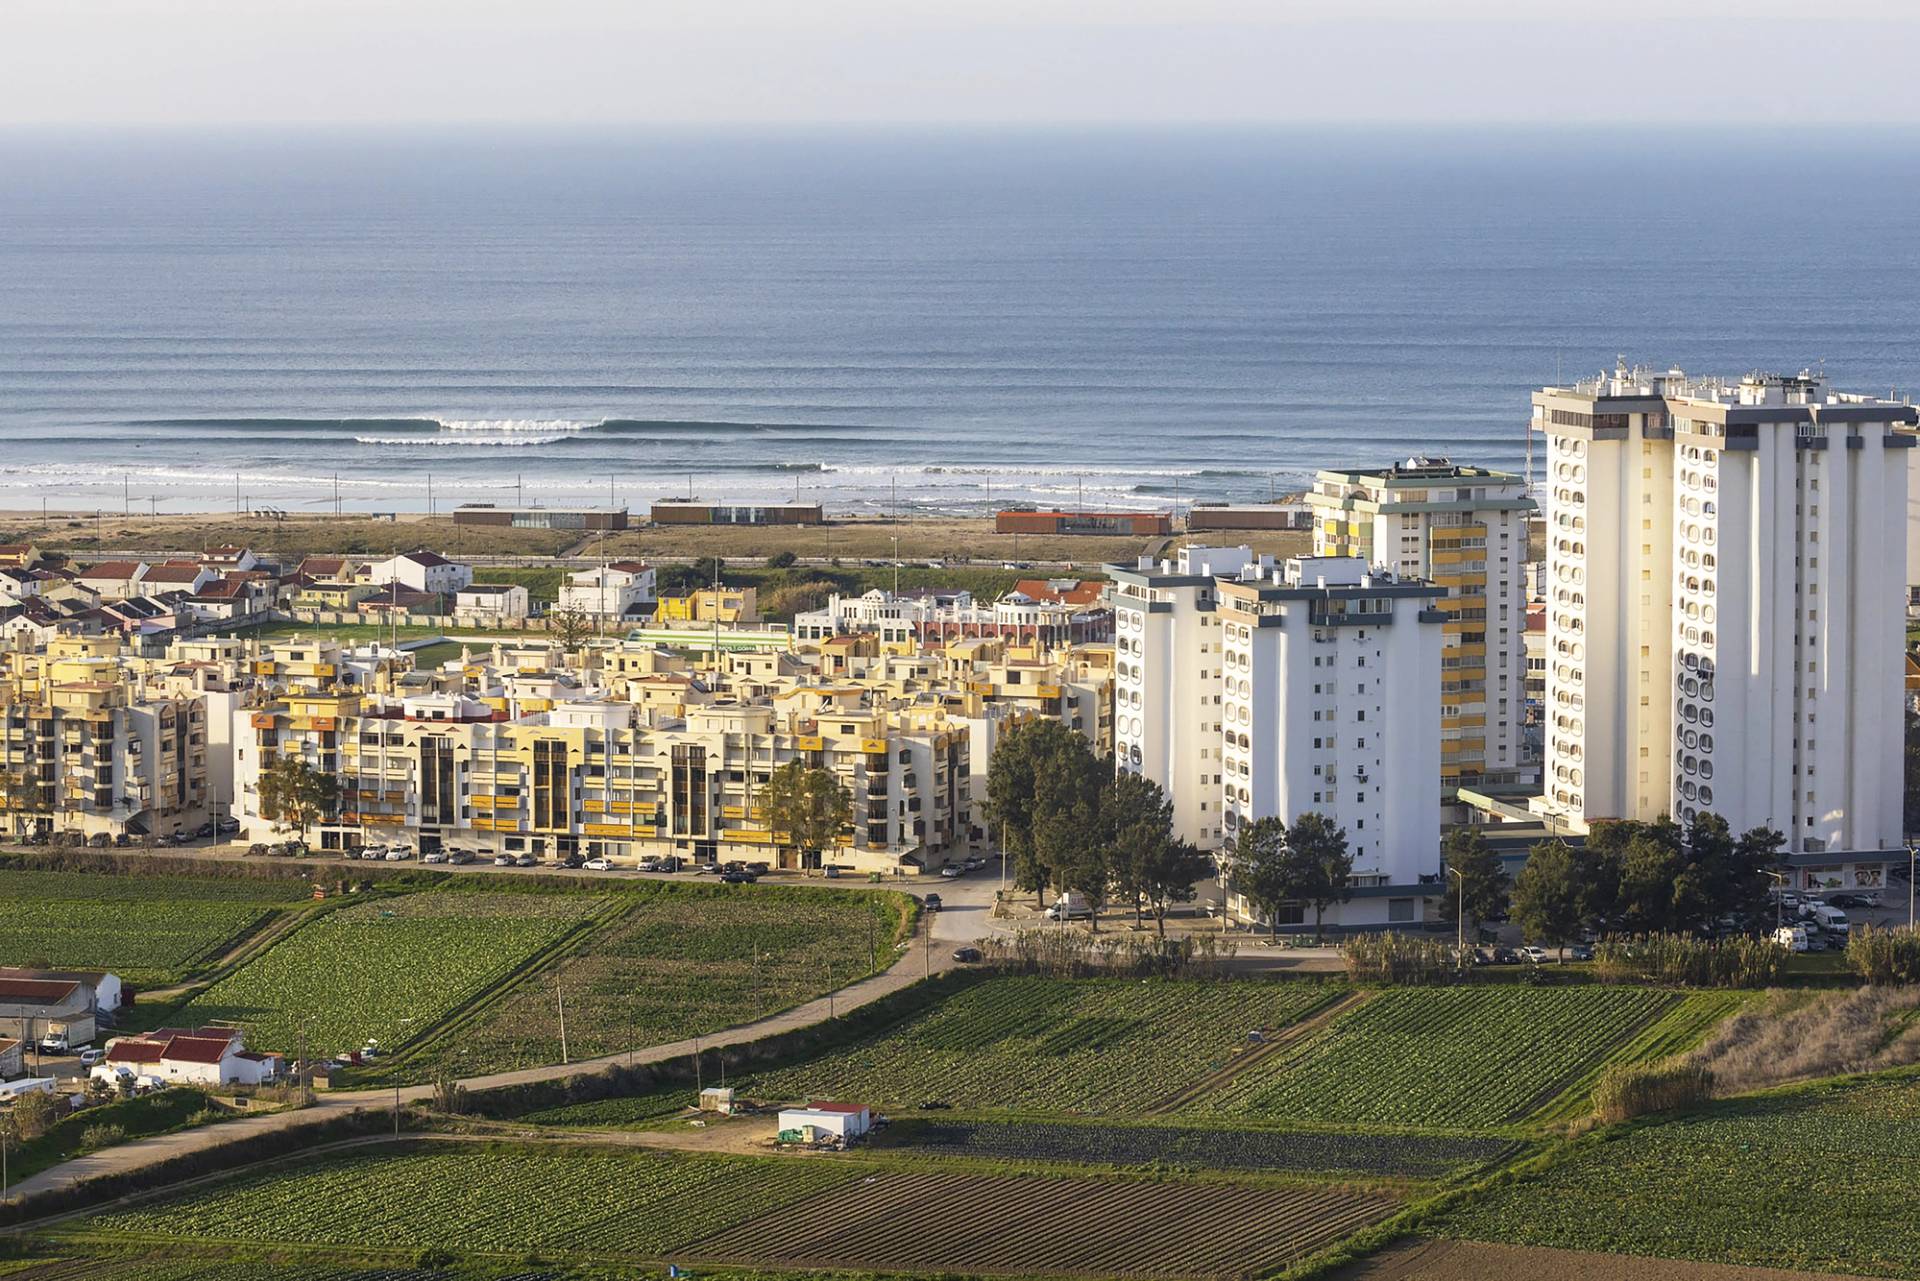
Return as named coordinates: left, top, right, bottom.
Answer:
left=8, top=0, right=1920, bottom=127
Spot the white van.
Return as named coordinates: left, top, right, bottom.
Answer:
left=1808, top=903, right=1850, bottom=937
left=1774, top=925, right=1811, bottom=953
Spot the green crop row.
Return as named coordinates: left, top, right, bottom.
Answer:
left=742, top=976, right=1339, bottom=1114
left=1193, top=986, right=1679, bottom=1129
left=70, top=1144, right=852, bottom=1260
left=172, top=892, right=606, bottom=1055
left=1439, top=1076, right=1920, bottom=1275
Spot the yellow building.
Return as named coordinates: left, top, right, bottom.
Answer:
left=654, top=586, right=760, bottom=625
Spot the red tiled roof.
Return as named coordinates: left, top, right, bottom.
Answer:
left=608, top=561, right=651, bottom=574
left=0, top=977, right=80, bottom=1004
left=80, top=560, right=146, bottom=580
left=106, top=1039, right=170, bottom=1064
left=141, top=565, right=205, bottom=584
left=159, top=1035, right=238, bottom=1065
left=401, top=550, right=452, bottom=567
left=1012, top=578, right=1104, bottom=606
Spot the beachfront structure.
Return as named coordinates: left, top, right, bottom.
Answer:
left=1108, top=545, right=1258, bottom=848
left=452, top=503, right=629, bottom=531
left=363, top=551, right=472, bottom=596
left=1185, top=502, right=1312, bottom=532
left=0, top=638, right=210, bottom=841
left=650, top=501, right=823, bottom=526
left=1307, top=459, right=1534, bottom=790
left=556, top=562, right=656, bottom=620
left=995, top=509, right=1172, bottom=537
left=1531, top=363, right=1915, bottom=890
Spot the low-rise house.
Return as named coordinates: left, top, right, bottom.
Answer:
left=74, top=560, right=149, bottom=599
left=103, top=1026, right=278, bottom=1087
left=198, top=545, right=259, bottom=574
left=359, top=586, right=444, bottom=616
left=185, top=577, right=271, bottom=623
left=0, top=975, right=97, bottom=1049
left=454, top=583, right=531, bottom=626
left=0, top=968, right=125, bottom=1018
left=137, top=563, right=216, bottom=595
left=778, top=1100, right=872, bottom=1143
left=0, top=543, right=40, bottom=570
left=556, top=561, right=656, bottom=620
left=364, top=550, right=472, bottom=595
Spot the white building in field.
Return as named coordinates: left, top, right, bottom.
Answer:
left=1532, top=363, right=1915, bottom=891
left=1109, top=545, right=1258, bottom=848
left=557, top=562, right=656, bottom=621
left=1216, top=557, right=1445, bottom=928
left=1308, top=459, right=1534, bottom=790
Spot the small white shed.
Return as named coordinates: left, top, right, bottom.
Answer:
left=778, top=1100, right=871, bottom=1143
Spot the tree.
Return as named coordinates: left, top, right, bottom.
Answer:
left=986, top=718, right=1094, bottom=908
left=759, top=760, right=851, bottom=872
left=1101, top=771, right=1174, bottom=930
left=1439, top=827, right=1509, bottom=941
left=1034, top=746, right=1110, bottom=929
left=548, top=605, right=594, bottom=651
left=256, top=755, right=339, bottom=842
left=1512, top=838, right=1587, bottom=958
left=7, top=1088, right=58, bottom=1140
left=1729, top=825, right=1787, bottom=931
left=1282, top=812, right=1353, bottom=945
left=1139, top=839, right=1214, bottom=939
left=765, top=550, right=798, bottom=569
left=1228, top=816, right=1294, bottom=939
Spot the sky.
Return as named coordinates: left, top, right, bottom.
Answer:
left=6, top=0, right=1920, bottom=127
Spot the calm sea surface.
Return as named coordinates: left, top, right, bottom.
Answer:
left=4, top=127, right=1919, bottom=516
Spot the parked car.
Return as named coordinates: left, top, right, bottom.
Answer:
left=951, top=946, right=982, bottom=964
left=695, top=861, right=720, bottom=875
left=637, top=857, right=664, bottom=872
left=494, top=853, right=516, bottom=866
left=1491, top=946, right=1521, bottom=965
left=923, top=893, right=942, bottom=911
left=940, top=864, right=965, bottom=879
left=719, top=870, right=758, bottom=884
left=823, top=866, right=841, bottom=878
left=584, top=857, right=614, bottom=871
left=1567, top=943, right=1595, bottom=962
left=1518, top=945, right=1556, bottom=964
left=514, top=855, right=537, bottom=867
left=448, top=849, right=476, bottom=865
left=78, top=1048, right=104, bottom=1068
left=963, top=857, right=985, bottom=871
left=215, top=816, right=241, bottom=836
left=384, top=848, right=411, bottom=861
left=195, top=821, right=216, bottom=839
left=421, top=850, right=449, bottom=864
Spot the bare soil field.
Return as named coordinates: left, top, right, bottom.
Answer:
left=1330, top=1239, right=1879, bottom=1281
left=683, top=1167, right=1397, bottom=1279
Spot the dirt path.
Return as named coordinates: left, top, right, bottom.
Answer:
left=1328, top=1239, right=1879, bottom=1281
left=3, top=920, right=956, bottom=1207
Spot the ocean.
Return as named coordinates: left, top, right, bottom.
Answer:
left=4, top=126, right=1920, bottom=517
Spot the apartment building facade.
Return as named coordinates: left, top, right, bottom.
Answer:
left=0, top=639, right=210, bottom=840
left=1533, top=363, right=1915, bottom=889
left=1308, top=459, right=1533, bottom=789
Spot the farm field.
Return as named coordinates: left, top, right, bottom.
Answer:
left=871, top=1117, right=1518, bottom=1180
left=1438, top=1075, right=1920, bottom=1277
left=1328, top=1239, right=1877, bottom=1281
left=1195, top=986, right=1692, bottom=1129
left=60, top=1143, right=851, bottom=1261
left=740, top=976, right=1341, bottom=1114
left=0, top=1262, right=579, bottom=1281
left=0, top=868, right=316, bottom=983
left=407, top=884, right=912, bottom=1077
left=685, top=1167, right=1398, bottom=1279
left=171, top=890, right=608, bottom=1056
left=521, top=1087, right=694, bottom=1128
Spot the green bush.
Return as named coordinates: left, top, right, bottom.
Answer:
left=1845, top=924, right=1920, bottom=984
left=78, top=1122, right=126, bottom=1152
left=1592, top=1058, right=1714, bottom=1123
left=1592, top=933, right=1786, bottom=988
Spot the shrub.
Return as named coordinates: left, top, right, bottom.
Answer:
left=977, top=928, right=1239, bottom=979
left=1845, top=925, right=1920, bottom=984
left=1341, top=932, right=1458, bottom=984
left=1592, top=1059, right=1714, bottom=1123
left=78, top=1122, right=127, bottom=1152
left=1592, top=933, right=1786, bottom=988
left=9, top=1090, right=59, bottom=1140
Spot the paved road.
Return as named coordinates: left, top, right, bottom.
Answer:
left=1, top=886, right=1001, bottom=1209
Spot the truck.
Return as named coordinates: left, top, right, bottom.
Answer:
left=1807, top=902, right=1850, bottom=938
left=1045, top=892, right=1094, bottom=921
left=38, top=1023, right=91, bottom=1055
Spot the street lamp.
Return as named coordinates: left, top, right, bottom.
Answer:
left=1446, top=866, right=1465, bottom=970
left=1908, top=844, right=1916, bottom=933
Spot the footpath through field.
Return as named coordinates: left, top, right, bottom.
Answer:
left=2, top=894, right=975, bottom=1207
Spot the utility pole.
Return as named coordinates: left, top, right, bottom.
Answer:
left=1447, top=866, right=1464, bottom=970
left=393, top=1084, right=401, bottom=1139
left=556, top=979, right=569, bottom=1064
left=1909, top=845, right=1915, bottom=931
left=827, top=959, right=834, bottom=1020
left=693, top=1035, right=702, bottom=1094
left=867, top=906, right=875, bottom=976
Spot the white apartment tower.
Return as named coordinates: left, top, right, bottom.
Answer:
left=1113, top=549, right=1446, bottom=926
left=1109, top=545, right=1255, bottom=847
left=1533, top=363, right=1915, bottom=876
left=1307, top=459, right=1533, bottom=789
